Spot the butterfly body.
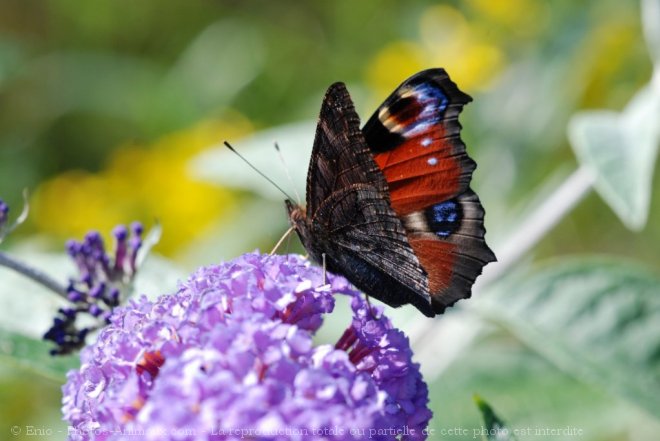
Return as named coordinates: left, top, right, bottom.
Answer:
left=287, top=69, right=495, bottom=317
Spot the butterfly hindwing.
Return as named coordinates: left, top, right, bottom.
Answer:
left=406, top=190, right=495, bottom=312
left=362, top=68, right=496, bottom=313
left=293, top=82, right=434, bottom=316
left=312, top=183, right=433, bottom=315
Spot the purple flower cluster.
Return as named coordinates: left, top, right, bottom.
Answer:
left=44, top=223, right=144, bottom=355
left=62, top=252, right=431, bottom=440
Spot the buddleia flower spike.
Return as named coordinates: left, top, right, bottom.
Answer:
left=44, top=221, right=161, bottom=355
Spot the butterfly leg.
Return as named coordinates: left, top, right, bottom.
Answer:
left=364, top=294, right=378, bottom=320
left=270, top=226, right=295, bottom=255
left=322, top=253, right=327, bottom=285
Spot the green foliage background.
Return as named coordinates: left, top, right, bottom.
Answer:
left=0, top=0, right=659, bottom=440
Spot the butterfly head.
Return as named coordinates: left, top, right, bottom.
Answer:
left=285, top=200, right=323, bottom=262
left=285, top=199, right=308, bottom=235
left=285, top=199, right=304, bottom=221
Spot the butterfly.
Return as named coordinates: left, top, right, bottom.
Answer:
left=286, top=68, right=496, bottom=317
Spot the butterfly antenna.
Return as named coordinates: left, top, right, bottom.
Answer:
left=274, top=142, right=302, bottom=205
left=270, top=226, right=294, bottom=255
left=223, top=141, right=295, bottom=201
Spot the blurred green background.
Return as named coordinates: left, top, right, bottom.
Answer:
left=1, top=0, right=659, bottom=440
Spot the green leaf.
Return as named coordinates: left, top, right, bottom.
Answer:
left=178, top=198, right=292, bottom=264
left=190, top=121, right=315, bottom=200
left=429, top=328, right=658, bottom=441
left=133, top=254, right=186, bottom=301
left=0, top=253, right=71, bottom=338
left=476, top=257, right=660, bottom=418
left=11, top=21, right=263, bottom=138
left=474, top=395, right=518, bottom=441
left=135, top=222, right=162, bottom=268
left=168, top=19, right=264, bottom=112
left=642, top=0, right=660, bottom=65
left=0, top=327, right=79, bottom=381
left=0, top=37, right=24, bottom=87
left=22, top=51, right=180, bottom=134
left=568, top=85, right=660, bottom=230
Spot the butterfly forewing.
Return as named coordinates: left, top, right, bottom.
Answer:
left=362, top=68, right=496, bottom=313
left=305, top=83, right=388, bottom=216
left=363, top=69, right=475, bottom=210
left=293, top=82, right=434, bottom=316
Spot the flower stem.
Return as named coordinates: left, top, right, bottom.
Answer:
left=642, top=0, right=660, bottom=67
left=478, top=165, right=596, bottom=286
left=0, top=251, right=69, bottom=299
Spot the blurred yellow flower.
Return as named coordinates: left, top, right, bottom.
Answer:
left=578, top=20, right=648, bottom=107
left=366, top=5, right=505, bottom=99
left=465, top=0, right=548, bottom=38
left=31, top=114, right=252, bottom=256
left=365, top=42, right=428, bottom=97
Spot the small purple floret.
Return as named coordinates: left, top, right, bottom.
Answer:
left=83, top=232, right=104, bottom=256
left=88, top=282, right=105, bottom=299
left=113, top=225, right=128, bottom=240
left=128, top=236, right=141, bottom=271
left=66, top=289, right=83, bottom=303
left=62, top=252, right=431, bottom=440
left=0, top=199, right=8, bottom=214
left=58, top=308, right=76, bottom=318
left=0, top=199, right=8, bottom=226
left=130, top=221, right=143, bottom=237
left=88, top=304, right=102, bottom=317
left=65, top=240, right=79, bottom=257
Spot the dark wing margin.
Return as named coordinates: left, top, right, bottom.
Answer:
left=362, top=68, right=471, bottom=154
left=432, top=190, right=496, bottom=312
left=408, top=189, right=496, bottom=314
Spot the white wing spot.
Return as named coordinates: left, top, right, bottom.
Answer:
left=427, top=157, right=438, bottom=166
left=402, top=211, right=429, bottom=233
left=421, top=138, right=432, bottom=147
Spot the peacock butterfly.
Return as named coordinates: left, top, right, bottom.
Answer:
left=286, top=68, right=496, bottom=317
